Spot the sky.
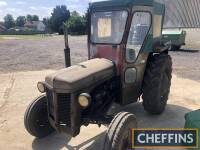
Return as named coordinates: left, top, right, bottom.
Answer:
left=0, top=0, right=103, bottom=21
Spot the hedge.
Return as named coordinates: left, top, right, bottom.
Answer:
left=0, top=30, right=45, bottom=35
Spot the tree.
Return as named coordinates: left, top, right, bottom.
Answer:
left=26, top=14, right=32, bottom=22
left=84, top=8, right=89, bottom=34
left=16, top=16, right=26, bottom=27
left=67, top=11, right=86, bottom=35
left=50, top=5, right=70, bottom=34
left=71, top=11, right=79, bottom=16
left=43, top=18, right=50, bottom=26
left=32, top=15, right=39, bottom=21
left=43, top=17, right=51, bottom=32
left=4, top=14, right=15, bottom=29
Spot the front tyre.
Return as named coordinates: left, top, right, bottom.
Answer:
left=24, top=95, right=55, bottom=138
left=103, top=112, right=137, bottom=150
left=142, top=53, right=172, bottom=114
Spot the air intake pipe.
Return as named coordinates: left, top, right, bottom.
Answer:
left=64, top=23, right=71, bottom=67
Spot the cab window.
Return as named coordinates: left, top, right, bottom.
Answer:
left=91, top=11, right=128, bottom=44
left=126, top=12, right=151, bottom=62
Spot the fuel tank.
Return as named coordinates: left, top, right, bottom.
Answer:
left=45, top=58, right=115, bottom=92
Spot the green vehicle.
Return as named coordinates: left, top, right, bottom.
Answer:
left=185, top=110, right=200, bottom=149
left=162, top=29, right=186, bottom=51
left=24, top=0, right=172, bottom=149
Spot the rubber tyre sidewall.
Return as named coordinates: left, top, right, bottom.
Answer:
left=24, top=95, right=54, bottom=138
left=171, top=45, right=181, bottom=51
left=103, top=112, right=137, bottom=150
left=142, top=54, right=172, bottom=114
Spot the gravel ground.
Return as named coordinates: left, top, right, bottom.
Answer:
left=0, top=36, right=88, bottom=73
left=0, top=31, right=200, bottom=83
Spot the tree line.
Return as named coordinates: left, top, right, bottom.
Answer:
left=2, top=5, right=87, bottom=35
left=3, top=14, right=39, bottom=29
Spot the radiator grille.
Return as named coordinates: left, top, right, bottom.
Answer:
left=46, top=88, right=54, bottom=119
left=57, top=93, right=71, bottom=127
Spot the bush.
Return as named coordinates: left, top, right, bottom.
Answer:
left=67, top=11, right=86, bottom=35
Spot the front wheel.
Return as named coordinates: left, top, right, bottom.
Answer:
left=24, top=95, right=55, bottom=138
left=103, top=112, right=137, bottom=150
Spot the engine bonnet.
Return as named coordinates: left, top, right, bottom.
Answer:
left=45, top=58, right=115, bottom=91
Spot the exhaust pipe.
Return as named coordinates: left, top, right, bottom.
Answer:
left=64, top=23, right=71, bottom=67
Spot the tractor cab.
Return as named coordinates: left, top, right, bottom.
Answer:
left=88, top=0, right=166, bottom=104
left=89, top=0, right=166, bottom=61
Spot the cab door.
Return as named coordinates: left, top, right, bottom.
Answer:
left=121, top=7, right=153, bottom=105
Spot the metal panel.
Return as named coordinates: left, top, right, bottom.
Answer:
left=160, top=0, right=200, bottom=28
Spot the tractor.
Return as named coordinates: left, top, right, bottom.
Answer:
left=24, top=0, right=172, bottom=149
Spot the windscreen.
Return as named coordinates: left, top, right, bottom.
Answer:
left=91, top=11, right=128, bottom=44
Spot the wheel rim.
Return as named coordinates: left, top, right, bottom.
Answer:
left=34, top=106, right=51, bottom=129
left=25, top=96, right=54, bottom=137
left=36, top=114, right=49, bottom=127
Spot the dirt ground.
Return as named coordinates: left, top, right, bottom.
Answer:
left=0, top=31, right=200, bottom=81
left=0, top=36, right=88, bottom=73
left=0, top=30, right=200, bottom=150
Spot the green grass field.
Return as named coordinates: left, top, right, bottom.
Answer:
left=0, top=34, right=58, bottom=40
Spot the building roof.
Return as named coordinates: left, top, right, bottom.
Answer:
left=162, top=0, right=200, bottom=28
left=0, top=24, right=6, bottom=30
left=24, top=21, right=44, bottom=27
left=0, top=22, right=4, bottom=26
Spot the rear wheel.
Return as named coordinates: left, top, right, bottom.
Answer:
left=24, top=95, right=55, bottom=138
left=171, top=45, right=181, bottom=51
left=142, top=53, right=172, bottom=114
left=103, top=112, right=137, bottom=150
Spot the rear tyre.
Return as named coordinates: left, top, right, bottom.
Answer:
left=142, top=53, right=172, bottom=114
left=24, top=95, right=55, bottom=138
left=171, top=45, right=180, bottom=51
left=103, top=112, right=137, bottom=150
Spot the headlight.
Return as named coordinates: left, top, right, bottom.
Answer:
left=78, top=93, right=91, bottom=108
left=37, top=82, right=46, bottom=93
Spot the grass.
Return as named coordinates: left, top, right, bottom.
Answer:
left=0, top=34, right=60, bottom=40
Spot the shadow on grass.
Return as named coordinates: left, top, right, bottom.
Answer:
left=32, top=103, right=192, bottom=150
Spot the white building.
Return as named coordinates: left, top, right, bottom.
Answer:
left=24, top=21, right=46, bottom=31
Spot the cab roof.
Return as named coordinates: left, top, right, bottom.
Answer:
left=91, top=0, right=164, bottom=15
left=91, top=0, right=154, bottom=8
